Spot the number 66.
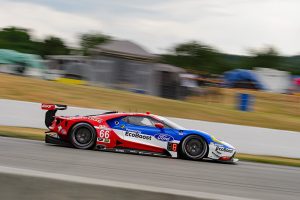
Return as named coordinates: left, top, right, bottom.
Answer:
left=99, top=130, right=110, bottom=138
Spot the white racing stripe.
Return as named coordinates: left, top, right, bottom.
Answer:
left=113, top=128, right=164, bottom=148
left=113, top=128, right=180, bottom=152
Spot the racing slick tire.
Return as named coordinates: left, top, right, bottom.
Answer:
left=69, top=123, right=96, bottom=150
left=180, top=135, right=208, bottom=160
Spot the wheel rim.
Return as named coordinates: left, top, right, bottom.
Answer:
left=74, top=127, right=92, bottom=144
left=185, top=139, right=204, bottom=157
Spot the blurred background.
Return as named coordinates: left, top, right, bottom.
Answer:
left=0, top=1, right=300, bottom=199
left=0, top=1, right=299, bottom=131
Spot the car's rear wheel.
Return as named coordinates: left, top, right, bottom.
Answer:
left=181, top=135, right=208, bottom=160
left=69, top=123, right=96, bottom=149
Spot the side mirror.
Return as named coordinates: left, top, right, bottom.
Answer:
left=155, top=123, right=164, bottom=129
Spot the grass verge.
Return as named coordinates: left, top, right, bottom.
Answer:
left=0, top=126, right=45, bottom=141
left=1, top=73, right=300, bottom=131
left=236, top=153, right=300, bottom=167
left=0, top=126, right=299, bottom=167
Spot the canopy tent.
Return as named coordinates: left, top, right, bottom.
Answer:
left=0, top=58, right=11, bottom=64
left=0, top=49, right=20, bottom=64
left=254, top=68, right=291, bottom=93
left=0, top=49, right=45, bottom=69
left=224, top=69, right=265, bottom=90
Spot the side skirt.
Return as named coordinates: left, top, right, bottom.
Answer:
left=95, top=145, right=171, bottom=158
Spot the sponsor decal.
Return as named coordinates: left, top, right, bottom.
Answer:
left=216, top=146, right=233, bottom=153
left=97, top=125, right=110, bottom=130
left=87, top=117, right=102, bottom=123
left=167, top=143, right=178, bottom=152
left=154, top=134, right=174, bottom=142
left=96, top=148, right=168, bottom=157
left=115, top=121, right=120, bottom=125
left=125, top=130, right=151, bottom=140
left=121, top=125, right=125, bottom=129
left=99, top=130, right=110, bottom=138
left=129, top=149, right=138, bottom=154
left=97, top=138, right=110, bottom=143
left=68, top=116, right=102, bottom=123
left=41, top=104, right=55, bottom=110
left=212, top=151, right=220, bottom=158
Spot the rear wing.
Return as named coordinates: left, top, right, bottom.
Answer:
left=41, top=104, right=67, bottom=111
left=41, top=103, right=67, bottom=128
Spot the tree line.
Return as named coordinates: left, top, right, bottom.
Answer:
left=0, top=26, right=299, bottom=75
left=161, top=41, right=300, bottom=75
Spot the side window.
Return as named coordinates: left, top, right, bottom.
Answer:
left=122, top=116, right=172, bottom=128
left=123, top=116, right=155, bottom=127
left=147, top=117, right=172, bottom=129
left=140, top=117, right=153, bottom=126
left=122, top=117, right=129, bottom=123
left=150, top=118, right=172, bottom=129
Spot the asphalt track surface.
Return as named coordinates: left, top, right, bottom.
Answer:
left=0, top=137, right=299, bottom=200
left=2, top=99, right=300, bottom=158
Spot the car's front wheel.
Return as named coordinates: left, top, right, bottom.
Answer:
left=69, top=123, right=96, bottom=149
left=180, top=135, right=208, bottom=160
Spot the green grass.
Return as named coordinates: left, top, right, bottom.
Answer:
left=237, top=154, right=300, bottom=167
left=0, top=126, right=299, bottom=167
left=1, top=74, right=300, bottom=166
left=0, top=126, right=45, bottom=141
left=0, top=73, right=300, bottom=131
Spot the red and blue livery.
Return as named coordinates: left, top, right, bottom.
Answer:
left=42, top=103, right=238, bottom=163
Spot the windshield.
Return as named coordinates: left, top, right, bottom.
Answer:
left=155, top=116, right=186, bottom=130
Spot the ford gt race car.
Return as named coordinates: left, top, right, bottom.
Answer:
left=42, top=103, right=238, bottom=163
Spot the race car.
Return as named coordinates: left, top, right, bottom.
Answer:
left=42, top=103, right=238, bottom=163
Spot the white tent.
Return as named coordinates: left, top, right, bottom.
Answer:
left=254, top=68, right=291, bottom=93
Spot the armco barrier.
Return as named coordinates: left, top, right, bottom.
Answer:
left=0, top=99, right=299, bottom=158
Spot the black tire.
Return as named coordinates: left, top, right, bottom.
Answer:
left=180, top=135, right=208, bottom=160
left=69, top=123, right=96, bottom=149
